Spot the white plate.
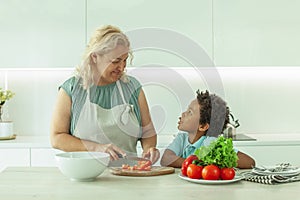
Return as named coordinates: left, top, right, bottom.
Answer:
left=252, top=166, right=300, bottom=176
left=178, top=173, right=244, bottom=184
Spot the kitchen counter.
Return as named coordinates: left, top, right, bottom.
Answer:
left=0, top=136, right=51, bottom=148
left=0, top=167, right=299, bottom=200
left=233, top=133, right=300, bottom=146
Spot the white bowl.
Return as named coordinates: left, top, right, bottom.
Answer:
left=55, top=152, right=110, bottom=182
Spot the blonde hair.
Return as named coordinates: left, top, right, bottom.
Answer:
left=76, top=25, right=132, bottom=89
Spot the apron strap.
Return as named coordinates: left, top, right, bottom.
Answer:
left=116, top=81, right=127, bottom=104
left=86, top=88, right=91, bottom=101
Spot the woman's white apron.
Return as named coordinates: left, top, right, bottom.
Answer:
left=73, top=81, right=140, bottom=154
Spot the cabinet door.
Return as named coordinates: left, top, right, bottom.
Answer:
left=214, top=0, right=300, bottom=66
left=31, top=148, right=63, bottom=167
left=237, top=146, right=300, bottom=166
left=87, top=0, right=212, bottom=67
left=0, top=148, right=30, bottom=171
left=0, top=0, right=85, bottom=68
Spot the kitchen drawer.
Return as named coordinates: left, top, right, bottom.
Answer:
left=0, top=148, right=30, bottom=171
left=30, top=148, right=63, bottom=167
left=237, top=145, right=300, bottom=166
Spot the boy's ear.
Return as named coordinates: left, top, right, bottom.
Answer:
left=198, top=123, right=209, bottom=131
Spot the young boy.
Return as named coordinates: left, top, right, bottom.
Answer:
left=160, top=90, right=255, bottom=169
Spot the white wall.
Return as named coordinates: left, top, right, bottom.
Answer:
left=1, top=67, right=300, bottom=136
left=0, top=69, right=73, bottom=135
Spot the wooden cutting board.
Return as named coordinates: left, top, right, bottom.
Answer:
left=110, top=166, right=175, bottom=177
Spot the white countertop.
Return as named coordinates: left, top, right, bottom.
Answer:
left=0, top=167, right=299, bottom=200
left=1, top=133, right=300, bottom=148
left=233, top=133, right=300, bottom=146
left=0, top=136, right=51, bottom=148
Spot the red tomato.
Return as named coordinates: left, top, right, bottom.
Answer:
left=138, top=160, right=152, bottom=171
left=220, top=168, right=235, bottom=180
left=181, top=155, right=198, bottom=176
left=202, top=165, right=221, bottom=180
left=138, top=160, right=152, bottom=168
left=181, top=166, right=188, bottom=176
left=121, top=160, right=152, bottom=171
left=122, top=164, right=129, bottom=169
left=182, top=155, right=198, bottom=168
left=187, top=164, right=203, bottom=179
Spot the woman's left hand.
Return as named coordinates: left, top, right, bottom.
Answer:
left=142, top=147, right=160, bottom=164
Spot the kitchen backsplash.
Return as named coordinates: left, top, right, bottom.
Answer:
left=1, top=67, right=300, bottom=136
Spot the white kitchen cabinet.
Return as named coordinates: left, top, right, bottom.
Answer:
left=237, top=145, right=300, bottom=166
left=87, top=0, right=213, bottom=67
left=0, top=148, right=30, bottom=171
left=1, top=135, right=300, bottom=168
left=234, top=134, right=300, bottom=166
left=30, top=148, right=63, bottom=167
left=0, top=0, right=86, bottom=68
left=214, top=0, right=300, bottom=66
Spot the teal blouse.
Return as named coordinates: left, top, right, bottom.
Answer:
left=60, top=75, right=142, bottom=135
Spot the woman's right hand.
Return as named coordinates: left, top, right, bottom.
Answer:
left=96, top=143, right=126, bottom=160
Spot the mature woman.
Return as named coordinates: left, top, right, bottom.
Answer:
left=50, top=25, right=160, bottom=163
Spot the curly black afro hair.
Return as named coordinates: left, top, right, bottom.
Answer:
left=196, top=90, right=230, bottom=137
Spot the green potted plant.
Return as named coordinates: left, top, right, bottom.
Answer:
left=0, top=88, right=15, bottom=137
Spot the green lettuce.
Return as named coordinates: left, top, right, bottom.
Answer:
left=194, top=135, right=238, bottom=168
